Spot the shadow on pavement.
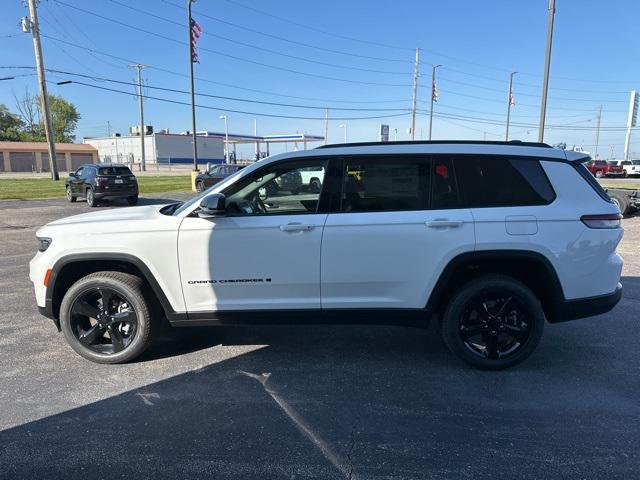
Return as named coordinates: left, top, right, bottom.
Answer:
left=2, top=279, right=639, bottom=479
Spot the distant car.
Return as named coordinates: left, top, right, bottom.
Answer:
left=195, top=164, right=245, bottom=192
left=299, top=165, right=325, bottom=192
left=66, top=163, right=138, bottom=207
left=585, top=160, right=625, bottom=178
left=609, top=160, right=640, bottom=177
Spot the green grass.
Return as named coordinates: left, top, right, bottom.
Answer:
left=602, top=183, right=640, bottom=190
left=0, top=176, right=192, bottom=200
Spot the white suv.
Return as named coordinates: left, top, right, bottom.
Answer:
left=30, top=141, right=624, bottom=369
left=610, top=160, right=640, bottom=177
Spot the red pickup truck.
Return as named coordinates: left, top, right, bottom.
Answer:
left=586, top=160, right=625, bottom=178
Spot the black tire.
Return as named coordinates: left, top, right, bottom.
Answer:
left=196, top=181, right=204, bottom=193
left=127, top=195, right=139, bottom=206
left=609, top=192, right=629, bottom=217
left=66, top=186, right=76, bottom=202
left=440, top=274, right=544, bottom=370
left=86, top=187, right=97, bottom=207
left=59, top=271, right=153, bottom=364
left=310, top=178, right=322, bottom=193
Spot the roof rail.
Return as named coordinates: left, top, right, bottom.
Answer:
left=316, top=140, right=552, bottom=150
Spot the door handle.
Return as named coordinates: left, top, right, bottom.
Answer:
left=279, top=224, right=315, bottom=232
left=426, top=219, right=464, bottom=228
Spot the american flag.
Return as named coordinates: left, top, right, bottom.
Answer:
left=190, top=18, right=202, bottom=63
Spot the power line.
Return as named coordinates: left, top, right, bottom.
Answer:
left=49, top=79, right=412, bottom=121
left=159, top=0, right=412, bottom=64
left=38, top=34, right=411, bottom=105
left=53, top=0, right=413, bottom=87
left=218, top=0, right=413, bottom=52
left=105, top=0, right=412, bottom=75
left=9, top=65, right=411, bottom=112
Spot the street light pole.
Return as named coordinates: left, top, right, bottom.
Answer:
left=428, top=64, right=442, bottom=140
left=187, top=0, right=198, bottom=171
left=538, top=0, right=556, bottom=143
left=505, top=71, right=517, bottom=141
left=410, top=47, right=420, bottom=141
left=339, top=123, right=347, bottom=143
left=594, top=105, right=602, bottom=159
left=26, top=0, right=58, bottom=180
left=219, top=115, right=229, bottom=163
left=129, top=64, right=147, bottom=171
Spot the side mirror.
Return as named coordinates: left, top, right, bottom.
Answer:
left=198, top=193, right=226, bottom=218
left=68, top=172, right=76, bottom=178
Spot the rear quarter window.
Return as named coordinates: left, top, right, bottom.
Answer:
left=454, top=156, right=556, bottom=208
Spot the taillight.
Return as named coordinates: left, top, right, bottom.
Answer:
left=580, top=213, right=622, bottom=229
left=95, top=176, right=108, bottom=185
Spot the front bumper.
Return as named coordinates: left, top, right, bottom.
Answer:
left=551, top=283, right=623, bottom=323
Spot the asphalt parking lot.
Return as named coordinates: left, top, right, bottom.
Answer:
left=1, top=195, right=639, bottom=479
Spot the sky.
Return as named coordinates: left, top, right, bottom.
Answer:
left=1, top=0, right=640, bottom=159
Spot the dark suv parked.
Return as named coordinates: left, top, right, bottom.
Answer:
left=66, top=163, right=138, bottom=207
left=195, top=164, right=245, bottom=192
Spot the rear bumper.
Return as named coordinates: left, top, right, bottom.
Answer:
left=551, top=283, right=623, bottom=323
left=94, top=188, right=138, bottom=199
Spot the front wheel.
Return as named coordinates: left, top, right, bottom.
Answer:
left=66, top=186, right=76, bottom=202
left=196, top=181, right=204, bottom=193
left=59, top=271, right=153, bottom=364
left=440, top=274, right=544, bottom=370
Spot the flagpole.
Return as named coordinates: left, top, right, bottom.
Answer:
left=188, top=0, right=198, bottom=171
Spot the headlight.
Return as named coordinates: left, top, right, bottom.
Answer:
left=37, top=237, right=52, bottom=252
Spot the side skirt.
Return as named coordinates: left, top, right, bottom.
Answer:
left=167, top=308, right=431, bottom=328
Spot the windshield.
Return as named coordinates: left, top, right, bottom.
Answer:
left=172, top=166, right=247, bottom=216
left=207, top=165, right=224, bottom=175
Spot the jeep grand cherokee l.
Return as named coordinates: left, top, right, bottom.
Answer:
left=66, top=163, right=138, bottom=207
left=31, top=141, right=623, bottom=369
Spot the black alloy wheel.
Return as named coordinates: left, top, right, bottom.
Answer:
left=441, top=275, right=544, bottom=370
left=459, top=293, right=530, bottom=360
left=60, top=271, right=152, bottom=363
left=69, top=287, right=138, bottom=355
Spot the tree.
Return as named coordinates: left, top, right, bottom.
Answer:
left=13, top=88, right=80, bottom=142
left=0, top=104, right=24, bottom=141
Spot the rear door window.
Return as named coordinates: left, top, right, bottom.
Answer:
left=340, top=156, right=431, bottom=213
left=454, top=156, right=556, bottom=208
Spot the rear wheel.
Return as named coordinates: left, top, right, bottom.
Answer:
left=66, top=186, right=76, bottom=202
left=310, top=178, right=322, bottom=193
left=59, top=271, right=152, bottom=364
left=609, top=192, right=629, bottom=217
left=441, top=275, right=544, bottom=370
left=86, top=187, right=97, bottom=207
left=196, top=181, right=204, bottom=193
left=127, top=195, right=139, bottom=206
left=595, top=170, right=604, bottom=178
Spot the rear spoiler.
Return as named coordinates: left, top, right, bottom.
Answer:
left=564, top=151, right=591, bottom=164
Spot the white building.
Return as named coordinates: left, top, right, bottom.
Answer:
left=84, top=131, right=225, bottom=166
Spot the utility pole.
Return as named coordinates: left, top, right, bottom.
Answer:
left=254, top=118, right=259, bottom=160
left=428, top=64, right=442, bottom=140
left=538, top=0, right=556, bottom=143
left=505, top=72, right=517, bottom=141
left=25, top=0, right=58, bottom=180
left=594, top=105, right=602, bottom=159
left=410, top=48, right=420, bottom=141
left=129, top=64, right=147, bottom=171
left=624, top=90, right=638, bottom=161
left=324, top=108, right=329, bottom=145
left=107, top=120, right=112, bottom=136
left=187, top=0, right=198, bottom=171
